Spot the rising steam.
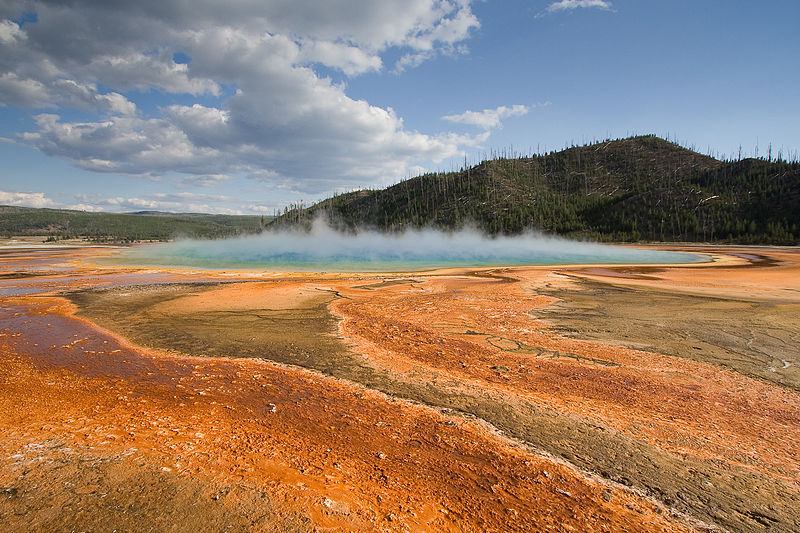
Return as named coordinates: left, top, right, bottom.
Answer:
left=119, top=219, right=704, bottom=271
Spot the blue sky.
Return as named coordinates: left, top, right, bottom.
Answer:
left=1, top=0, right=798, bottom=214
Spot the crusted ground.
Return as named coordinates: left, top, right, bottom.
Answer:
left=2, top=245, right=799, bottom=531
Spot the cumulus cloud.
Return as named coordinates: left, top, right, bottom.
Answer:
left=297, top=40, right=382, bottom=76
left=0, top=189, right=56, bottom=208
left=0, top=74, right=136, bottom=114
left=394, top=51, right=434, bottom=73
left=20, top=113, right=227, bottom=177
left=72, top=192, right=241, bottom=214
left=1, top=0, right=483, bottom=195
left=180, top=174, right=231, bottom=187
left=442, top=104, right=531, bottom=130
left=540, top=0, right=613, bottom=16
left=0, top=188, right=247, bottom=213
left=65, top=203, right=105, bottom=212
left=82, top=53, right=219, bottom=95
left=0, top=18, right=25, bottom=44
left=0, top=73, right=51, bottom=107
left=53, top=80, right=137, bottom=115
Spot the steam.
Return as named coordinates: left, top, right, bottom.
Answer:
left=120, top=220, right=704, bottom=271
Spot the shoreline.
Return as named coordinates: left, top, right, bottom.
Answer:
left=77, top=242, right=723, bottom=278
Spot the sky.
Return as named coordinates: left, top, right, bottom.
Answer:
left=1, top=0, right=798, bottom=215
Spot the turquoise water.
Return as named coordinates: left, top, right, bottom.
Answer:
left=113, top=228, right=706, bottom=272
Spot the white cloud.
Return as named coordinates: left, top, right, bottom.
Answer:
left=442, top=104, right=530, bottom=130
left=1, top=1, right=485, bottom=195
left=0, top=73, right=52, bottom=107
left=0, top=18, right=25, bottom=44
left=21, top=113, right=229, bottom=177
left=53, top=80, right=137, bottom=115
left=83, top=53, right=219, bottom=96
left=394, top=51, right=434, bottom=73
left=19, top=100, right=482, bottom=192
left=0, top=188, right=246, bottom=214
left=0, top=189, right=56, bottom=208
left=404, top=4, right=479, bottom=51
left=0, top=74, right=136, bottom=114
left=392, top=5, right=478, bottom=71
left=180, top=174, right=231, bottom=187
left=72, top=191, right=241, bottom=214
left=65, top=203, right=105, bottom=212
left=247, top=169, right=281, bottom=182
left=541, top=0, right=613, bottom=15
left=297, top=40, right=382, bottom=76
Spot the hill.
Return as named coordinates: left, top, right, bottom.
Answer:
left=272, top=136, right=800, bottom=244
left=0, top=206, right=271, bottom=242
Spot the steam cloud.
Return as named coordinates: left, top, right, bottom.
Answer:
left=121, top=221, right=703, bottom=271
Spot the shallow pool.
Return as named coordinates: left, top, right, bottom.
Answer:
left=108, top=227, right=706, bottom=272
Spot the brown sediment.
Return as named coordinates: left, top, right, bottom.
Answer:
left=352, top=278, right=421, bottom=290
left=326, top=263, right=800, bottom=532
left=534, top=276, right=800, bottom=390
left=563, top=266, right=664, bottom=279
left=1, top=244, right=799, bottom=532
left=0, top=442, right=297, bottom=532
left=0, top=297, right=681, bottom=533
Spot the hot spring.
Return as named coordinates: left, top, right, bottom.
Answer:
left=112, top=225, right=707, bottom=272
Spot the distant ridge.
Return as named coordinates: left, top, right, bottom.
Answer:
left=0, top=206, right=270, bottom=242
left=271, top=135, right=799, bottom=244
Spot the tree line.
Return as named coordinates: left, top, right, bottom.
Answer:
left=271, top=136, right=799, bottom=245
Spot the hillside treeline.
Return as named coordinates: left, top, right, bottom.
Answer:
left=273, top=136, right=799, bottom=244
left=0, top=207, right=269, bottom=242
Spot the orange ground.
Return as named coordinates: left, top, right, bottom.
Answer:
left=332, top=266, right=800, bottom=480
left=2, top=245, right=799, bottom=531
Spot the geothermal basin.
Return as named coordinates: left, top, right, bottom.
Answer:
left=111, top=227, right=707, bottom=271
left=1, top=242, right=799, bottom=532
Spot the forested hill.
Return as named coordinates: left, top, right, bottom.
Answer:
left=272, top=136, right=800, bottom=244
left=0, top=207, right=270, bottom=242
